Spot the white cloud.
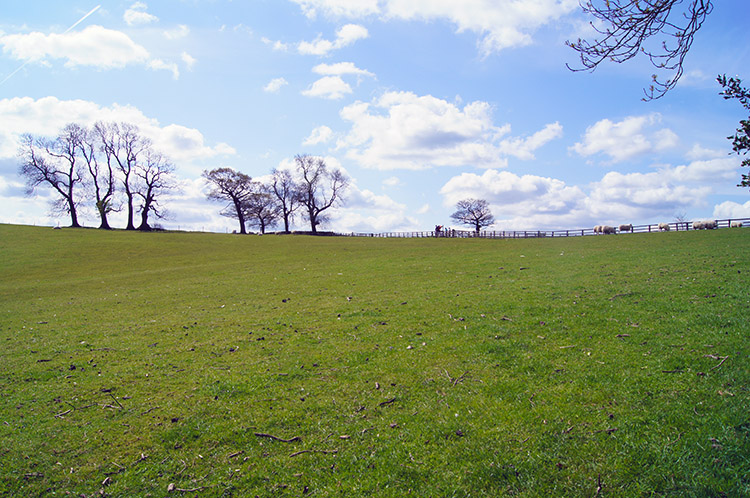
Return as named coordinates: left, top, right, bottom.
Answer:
left=124, top=2, right=159, bottom=26
left=499, top=122, right=563, bottom=160
left=181, top=52, right=197, bottom=71
left=298, top=24, right=369, bottom=55
left=336, top=91, right=558, bottom=170
left=312, top=61, right=374, bottom=78
left=290, top=0, right=578, bottom=55
left=0, top=96, right=235, bottom=166
left=164, top=25, right=190, bottom=40
left=292, top=0, right=380, bottom=18
left=303, top=125, right=334, bottom=145
left=713, top=200, right=750, bottom=219
left=330, top=184, right=420, bottom=232
left=383, top=176, right=401, bottom=187
left=263, top=77, right=289, bottom=93
left=302, top=76, right=353, bottom=99
left=262, top=37, right=290, bottom=51
left=148, top=58, right=179, bottom=79
left=0, top=25, right=179, bottom=78
left=571, top=114, right=679, bottom=163
left=0, top=25, right=149, bottom=68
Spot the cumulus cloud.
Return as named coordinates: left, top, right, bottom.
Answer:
left=0, top=25, right=149, bottom=68
left=499, top=122, right=563, bottom=160
left=336, top=91, right=559, bottom=170
left=302, top=76, right=353, bottom=99
left=298, top=24, right=369, bottom=55
left=312, top=61, right=374, bottom=78
left=303, top=125, right=334, bottom=145
left=571, top=113, right=679, bottom=163
left=0, top=25, right=179, bottom=77
left=292, top=0, right=380, bottom=18
left=330, top=184, right=420, bottom=232
left=290, top=0, right=578, bottom=54
left=263, top=77, right=289, bottom=93
left=439, top=152, right=740, bottom=230
left=181, top=52, right=197, bottom=71
left=148, top=58, right=179, bottom=79
left=382, top=176, right=401, bottom=187
left=713, top=200, right=750, bottom=219
left=124, top=2, right=158, bottom=26
left=0, top=96, right=235, bottom=165
left=164, top=25, right=190, bottom=40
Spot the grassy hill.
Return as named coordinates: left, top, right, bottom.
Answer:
left=1, top=224, right=748, bottom=497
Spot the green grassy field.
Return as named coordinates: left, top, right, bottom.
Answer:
left=1, top=224, right=748, bottom=497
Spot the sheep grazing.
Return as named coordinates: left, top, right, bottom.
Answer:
left=658, top=222, right=670, bottom=231
left=619, top=224, right=633, bottom=233
left=693, top=220, right=717, bottom=230
left=593, top=225, right=602, bottom=234
left=602, top=225, right=617, bottom=234
left=731, top=221, right=743, bottom=228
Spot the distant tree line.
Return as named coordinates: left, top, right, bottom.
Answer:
left=18, top=122, right=176, bottom=230
left=203, top=154, right=349, bottom=234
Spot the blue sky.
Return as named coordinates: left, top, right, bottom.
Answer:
left=1, top=0, right=749, bottom=233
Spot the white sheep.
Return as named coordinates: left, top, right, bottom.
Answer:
left=731, top=221, right=743, bottom=228
left=593, top=225, right=602, bottom=234
left=619, top=224, right=633, bottom=232
left=704, top=220, right=717, bottom=229
left=602, top=225, right=617, bottom=234
left=658, top=222, right=670, bottom=231
left=692, top=221, right=705, bottom=230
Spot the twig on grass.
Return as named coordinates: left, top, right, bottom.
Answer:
left=55, top=409, right=72, bottom=418
left=141, top=406, right=160, bottom=415
left=108, top=393, right=123, bottom=409
left=254, top=433, right=301, bottom=443
left=707, top=355, right=729, bottom=370
left=379, top=397, right=397, bottom=407
left=289, top=449, right=338, bottom=457
left=228, top=451, right=244, bottom=459
left=665, top=432, right=683, bottom=447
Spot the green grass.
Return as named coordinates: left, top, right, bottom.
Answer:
left=1, top=224, right=748, bottom=497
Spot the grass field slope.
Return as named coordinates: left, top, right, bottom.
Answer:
left=1, top=224, right=749, bottom=497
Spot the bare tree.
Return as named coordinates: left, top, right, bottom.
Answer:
left=18, top=124, right=87, bottom=227
left=718, top=74, right=750, bottom=189
left=96, top=122, right=151, bottom=230
left=80, top=125, right=117, bottom=229
left=450, top=198, right=495, bottom=233
left=270, top=168, right=300, bottom=233
left=134, top=150, right=176, bottom=231
left=202, top=168, right=257, bottom=234
left=294, top=154, right=349, bottom=233
left=243, top=183, right=282, bottom=234
left=567, top=0, right=713, bottom=100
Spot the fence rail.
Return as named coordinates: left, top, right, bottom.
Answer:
left=334, top=218, right=750, bottom=239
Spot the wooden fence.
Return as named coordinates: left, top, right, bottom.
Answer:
left=335, top=218, right=750, bottom=239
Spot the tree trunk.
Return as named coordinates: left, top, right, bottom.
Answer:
left=68, top=198, right=81, bottom=228
left=125, top=191, right=136, bottom=230
left=138, top=203, right=151, bottom=231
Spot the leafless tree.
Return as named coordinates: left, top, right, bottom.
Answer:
left=450, top=198, right=495, bottom=233
left=96, top=122, right=151, bottom=230
left=202, top=167, right=257, bottom=234
left=18, top=123, right=87, bottom=227
left=566, top=0, right=713, bottom=100
left=134, top=150, right=176, bottom=231
left=270, top=168, right=300, bottom=233
left=243, top=183, right=282, bottom=234
left=294, top=154, right=349, bottom=233
left=80, top=125, right=117, bottom=229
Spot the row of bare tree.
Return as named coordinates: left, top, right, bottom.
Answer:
left=19, top=122, right=176, bottom=230
left=203, top=155, right=349, bottom=234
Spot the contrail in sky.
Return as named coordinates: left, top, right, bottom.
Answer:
left=0, top=4, right=102, bottom=86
